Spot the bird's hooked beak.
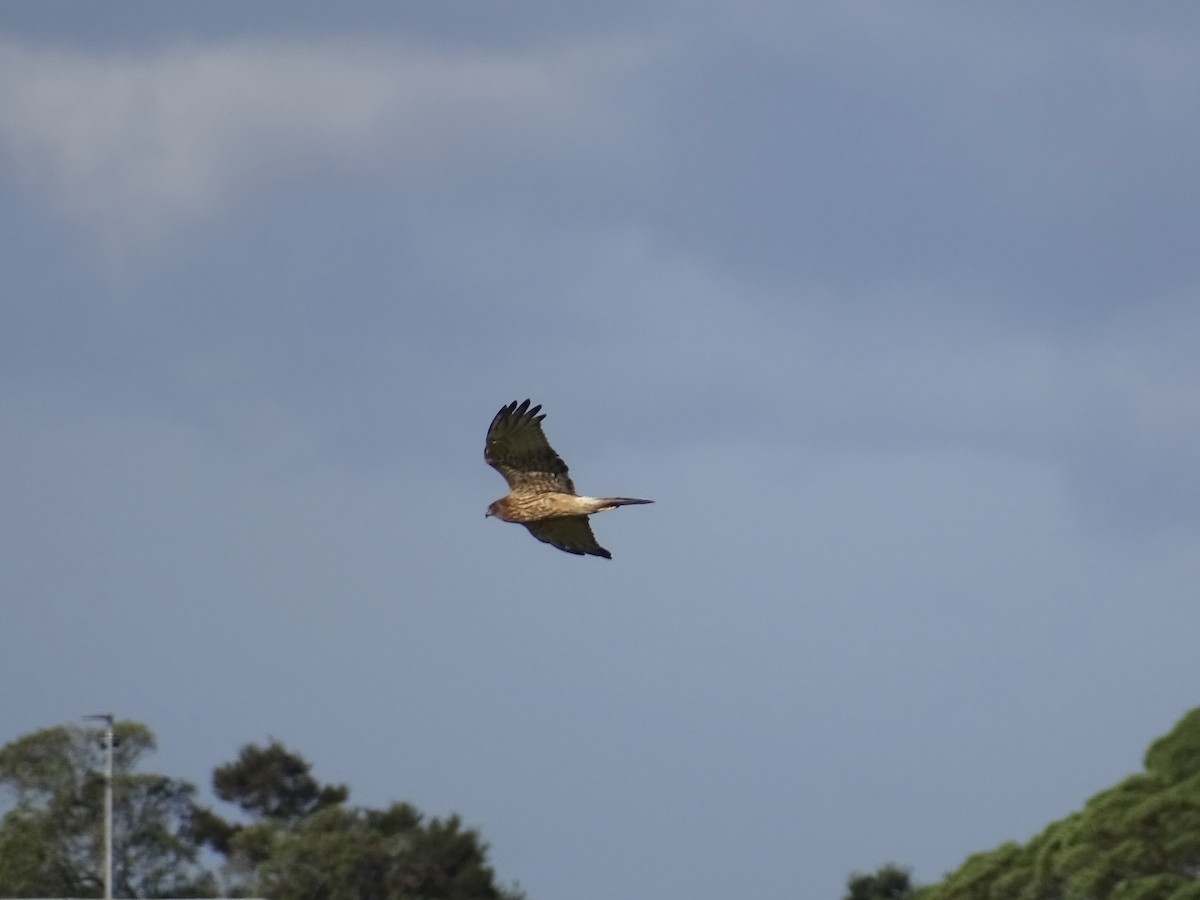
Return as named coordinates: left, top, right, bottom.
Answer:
left=484, top=509, right=493, bottom=518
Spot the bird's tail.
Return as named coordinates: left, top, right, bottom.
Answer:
left=591, top=497, right=654, bottom=513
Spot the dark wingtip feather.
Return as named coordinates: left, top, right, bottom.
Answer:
left=489, top=399, right=541, bottom=435
left=496, top=399, right=539, bottom=423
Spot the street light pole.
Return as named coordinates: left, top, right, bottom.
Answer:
left=84, top=713, right=114, bottom=900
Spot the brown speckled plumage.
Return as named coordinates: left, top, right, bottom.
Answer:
left=484, top=400, right=652, bottom=559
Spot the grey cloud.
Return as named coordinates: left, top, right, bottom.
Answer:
left=0, top=34, right=658, bottom=244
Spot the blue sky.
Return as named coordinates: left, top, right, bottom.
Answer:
left=2, top=3, right=1199, bottom=898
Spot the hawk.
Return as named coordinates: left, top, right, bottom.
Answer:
left=485, top=399, right=652, bottom=559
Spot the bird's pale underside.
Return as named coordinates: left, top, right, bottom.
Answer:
left=484, top=399, right=652, bottom=559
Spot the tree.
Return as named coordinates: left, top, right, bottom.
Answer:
left=212, top=741, right=348, bottom=823
left=0, top=722, right=217, bottom=898
left=911, top=707, right=1200, bottom=900
left=256, top=804, right=518, bottom=900
left=193, top=738, right=350, bottom=880
left=200, top=740, right=523, bottom=900
left=844, top=863, right=916, bottom=900
left=0, top=725, right=521, bottom=899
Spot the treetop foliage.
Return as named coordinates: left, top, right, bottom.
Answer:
left=844, top=863, right=916, bottom=900
left=0, top=721, right=214, bottom=898
left=1146, top=709, right=1200, bottom=789
left=211, top=740, right=348, bottom=823
left=872, top=707, right=1200, bottom=900
left=0, top=724, right=520, bottom=900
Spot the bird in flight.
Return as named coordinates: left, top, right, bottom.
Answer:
left=485, top=399, right=652, bottom=559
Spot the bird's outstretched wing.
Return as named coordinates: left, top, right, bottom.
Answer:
left=485, top=399, right=576, bottom=494
left=524, top=516, right=611, bottom=559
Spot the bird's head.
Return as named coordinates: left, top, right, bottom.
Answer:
left=485, top=500, right=500, bottom=519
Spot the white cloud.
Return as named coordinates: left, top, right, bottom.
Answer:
left=0, top=35, right=651, bottom=239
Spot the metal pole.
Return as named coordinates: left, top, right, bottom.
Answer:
left=85, top=713, right=114, bottom=899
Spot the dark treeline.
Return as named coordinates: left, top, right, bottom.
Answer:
left=5, top=709, right=1199, bottom=899
left=0, top=722, right=521, bottom=899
